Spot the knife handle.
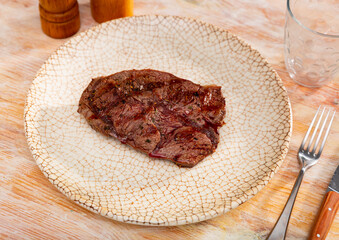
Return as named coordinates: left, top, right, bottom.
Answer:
left=309, top=191, right=339, bottom=240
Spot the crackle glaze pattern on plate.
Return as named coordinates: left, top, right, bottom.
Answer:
left=24, top=15, right=292, bottom=226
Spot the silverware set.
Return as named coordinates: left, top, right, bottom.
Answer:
left=268, top=106, right=337, bottom=240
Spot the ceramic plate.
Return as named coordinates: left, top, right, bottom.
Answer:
left=24, top=15, right=292, bottom=226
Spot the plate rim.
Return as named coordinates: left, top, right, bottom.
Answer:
left=24, top=14, right=292, bottom=226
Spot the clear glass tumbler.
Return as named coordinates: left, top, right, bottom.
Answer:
left=284, top=0, right=339, bottom=88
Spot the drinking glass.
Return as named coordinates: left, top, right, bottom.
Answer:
left=284, top=0, right=339, bottom=88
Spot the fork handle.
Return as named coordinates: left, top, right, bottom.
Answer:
left=267, top=168, right=306, bottom=240
left=309, top=191, right=339, bottom=240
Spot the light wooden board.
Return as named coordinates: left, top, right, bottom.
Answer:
left=0, top=0, right=338, bottom=239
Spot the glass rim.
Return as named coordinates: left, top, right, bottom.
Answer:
left=287, top=0, right=339, bottom=38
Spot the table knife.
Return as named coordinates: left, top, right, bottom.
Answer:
left=310, top=165, right=339, bottom=240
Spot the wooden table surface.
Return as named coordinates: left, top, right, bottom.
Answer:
left=1, top=0, right=338, bottom=239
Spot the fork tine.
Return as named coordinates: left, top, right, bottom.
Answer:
left=311, top=108, right=331, bottom=154
left=317, top=109, right=336, bottom=157
left=300, top=106, right=321, bottom=150
left=306, top=106, right=326, bottom=152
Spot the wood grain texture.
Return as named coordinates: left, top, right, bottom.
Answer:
left=39, top=0, right=78, bottom=12
left=310, top=191, right=339, bottom=240
left=0, top=0, right=338, bottom=239
left=39, top=0, right=80, bottom=38
left=91, top=0, right=133, bottom=23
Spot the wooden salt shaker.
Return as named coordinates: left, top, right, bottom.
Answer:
left=90, top=0, right=133, bottom=23
left=39, top=0, right=80, bottom=39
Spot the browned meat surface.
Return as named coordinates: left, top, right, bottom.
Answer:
left=78, top=69, right=225, bottom=167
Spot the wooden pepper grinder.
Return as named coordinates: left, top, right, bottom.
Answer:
left=90, top=0, right=133, bottom=23
left=39, top=0, right=80, bottom=39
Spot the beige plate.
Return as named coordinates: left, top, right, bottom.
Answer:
left=24, top=15, right=292, bottom=226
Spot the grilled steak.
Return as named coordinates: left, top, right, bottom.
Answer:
left=78, top=69, right=225, bottom=167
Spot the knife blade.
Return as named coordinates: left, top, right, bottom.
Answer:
left=309, top=165, right=339, bottom=240
left=328, top=165, right=339, bottom=193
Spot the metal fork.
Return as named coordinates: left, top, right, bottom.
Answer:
left=268, top=106, right=336, bottom=240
